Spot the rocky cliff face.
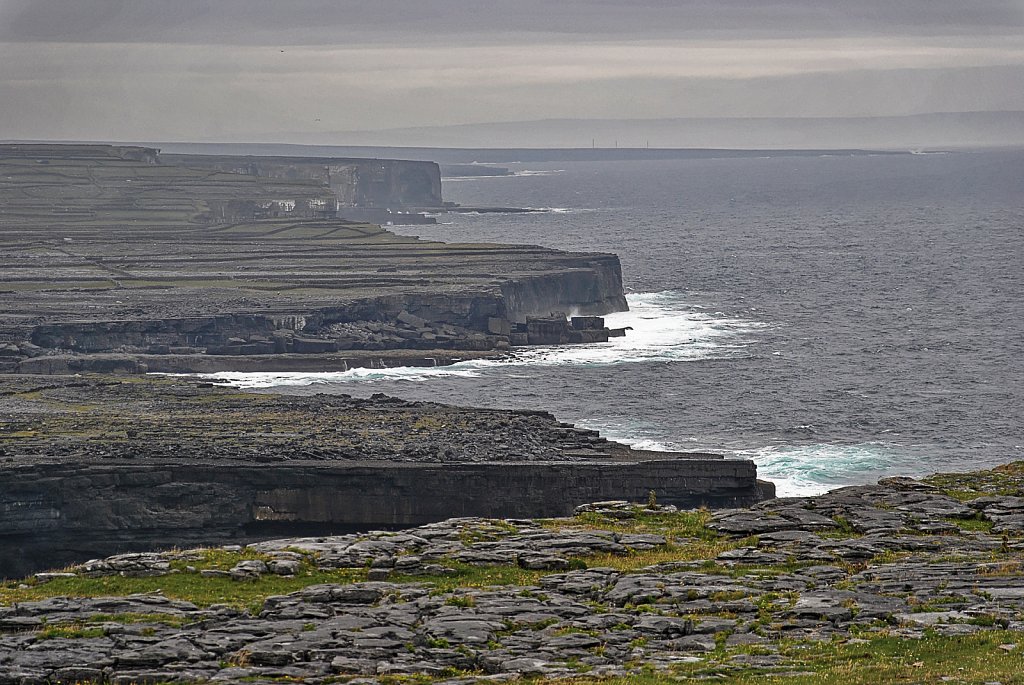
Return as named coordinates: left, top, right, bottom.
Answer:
left=0, top=378, right=771, bottom=579
left=0, top=458, right=769, bottom=579
left=1, top=145, right=629, bottom=373
left=162, top=154, right=444, bottom=210
left=14, top=270, right=627, bottom=372
left=500, top=254, right=629, bottom=320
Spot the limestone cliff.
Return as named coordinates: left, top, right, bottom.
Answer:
left=162, top=153, right=444, bottom=210
left=0, top=458, right=767, bottom=579
left=0, top=378, right=771, bottom=578
left=0, top=145, right=628, bottom=372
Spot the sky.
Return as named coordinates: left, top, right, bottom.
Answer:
left=1, top=0, right=1023, bottom=144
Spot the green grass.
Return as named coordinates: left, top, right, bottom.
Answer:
left=925, top=461, right=1024, bottom=501
left=540, top=508, right=762, bottom=567
left=84, top=612, right=194, bottom=627
left=545, top=508, right=719, bottom=541
left=0, top=549, right=366, bottom=614
left=579, top=539, right=754, bottom=571
left=36, top=625, right=106, bottom=640
left=947, top=514, right=996, bottom=533
left=829, top=515, right=858, bottom=536
left=533, top=631, right=1024, bottom=684
left=390, top=561, right=549, bottom=592
left=451, top=518, right=519, bottom=545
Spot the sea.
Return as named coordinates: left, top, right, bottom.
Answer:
left=209, top=149, right=1024, bottom=496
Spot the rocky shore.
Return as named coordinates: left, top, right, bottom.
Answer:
left=0, top=144, right=627, bottom=376
left=4, top=143, right=1019, bottom=684
left=1, top=463, right=1023, bottom=683
left=0, top=376, right=770, bottom=579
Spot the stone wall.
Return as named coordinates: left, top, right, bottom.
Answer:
left=0, top=458, right=771, bottom=578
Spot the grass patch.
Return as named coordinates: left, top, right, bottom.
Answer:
left=924, top=461, right=1024, bottom=501
left=545, top=508, right=719, bottom=541
left=542, top=508, right=761, bottom=567
left=444, top=594, right=477, bottom=608
left=977, top=560, right=1024, bottom=577
left=85, top=612, right=194, bottom=627
left=830, top=515, right=859, bottom=537
left=947, top=515, right=996, bottom=533
left=390, top=562, right=549, bottom=592
left=36, top=625, right=106, bottom=640
left=0, top=551, right=366, bottom=614
left=455, top=519, right=520, bottom=545
left=537, top=631, right=1024, bottom=684
left=579, top=538, right=755, bottom=572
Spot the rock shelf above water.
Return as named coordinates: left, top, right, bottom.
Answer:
left=0, top=376, right=771, bottom=579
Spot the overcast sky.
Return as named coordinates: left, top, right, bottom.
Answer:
left=1, top=0, right=1022, bottom=143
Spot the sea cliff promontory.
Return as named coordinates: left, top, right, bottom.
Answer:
left=0, top=144, right=626, bottom=375
left=0, top=375, right=772, bottom=579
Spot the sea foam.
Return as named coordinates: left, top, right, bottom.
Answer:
left=734, top=442, right=913, bottom=497
left=201, top=291, right=764, bottom=388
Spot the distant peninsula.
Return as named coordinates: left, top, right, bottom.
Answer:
left=0, top=144, right=627, bottom=376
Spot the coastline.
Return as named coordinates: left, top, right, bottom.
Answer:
left=17, top=349, right=504, bottom=376
left=0, top=143, right=776, bottom=580
left=0, top=374, right=772, bottom=579
left=0, top=144, right=628, bottom=378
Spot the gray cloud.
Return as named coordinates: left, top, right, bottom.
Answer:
left=1, top=0, right=1022, bottom=142
left=1, top=0, right=1022, bottom=45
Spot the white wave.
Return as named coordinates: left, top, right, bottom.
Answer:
left=199, top=291, right=765, bottom=388
left=511, top=291, right=765, bottom=367
left=620, top=438, right=676, bottom=452
left=200, top=364, right=485, bottom=390
left=521, top=206, right=590, bottom=214
left=441, top=175, right=511, bottom=181
left=514, top=169, right=565, bottom=176
left=734, top=442, right=909, bottom=497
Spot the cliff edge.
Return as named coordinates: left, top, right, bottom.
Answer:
left=0, top=375, right=771, bottom=578
left=0, top=144, right=627, bottom=374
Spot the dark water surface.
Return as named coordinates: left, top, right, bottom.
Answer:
left=219, top=151, right=1024, bottom=494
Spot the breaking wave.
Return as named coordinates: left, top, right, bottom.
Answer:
left=515, top=169, right=565, bottom=177
left=199, top=290, right=765, bottom=387
left=733, top=442, right=915, bottom=497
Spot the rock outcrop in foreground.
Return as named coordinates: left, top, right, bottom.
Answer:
left=2, top=463, right=1023, bottom=683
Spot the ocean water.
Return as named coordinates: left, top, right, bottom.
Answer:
left=212, top=150, right=1024, bottom=495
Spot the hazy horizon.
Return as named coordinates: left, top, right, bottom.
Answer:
left=2, top=1, right=1022, bottom=147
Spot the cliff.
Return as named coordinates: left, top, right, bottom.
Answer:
left=0, top=458, right=766, bottom=579
left=0, top=144, right=628, bottom=373
left=0, top=376, right=772, bottom=578
left=162, top=153, right=444, bottom=210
